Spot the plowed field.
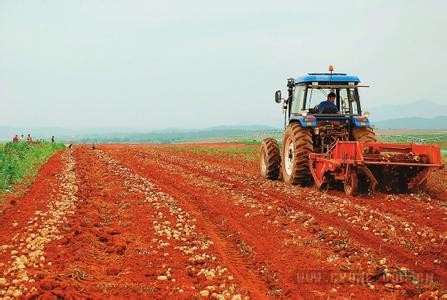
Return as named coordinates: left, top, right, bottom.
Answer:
left=0, top=144, right=446, bottom=299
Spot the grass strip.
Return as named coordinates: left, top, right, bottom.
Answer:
left=0, top=141, right=64, bottom=195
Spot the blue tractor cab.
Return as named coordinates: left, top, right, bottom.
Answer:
left=275, top=72, right=371, bottom=130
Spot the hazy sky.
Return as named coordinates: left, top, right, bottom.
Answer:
left=1, top=0, right=446, bottom=129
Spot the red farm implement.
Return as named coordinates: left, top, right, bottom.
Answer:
left=308, top=142, right=443, bottom=196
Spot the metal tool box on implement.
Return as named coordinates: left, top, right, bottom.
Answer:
left=260, top=66, right=443, bottom=196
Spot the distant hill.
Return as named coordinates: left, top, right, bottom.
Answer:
left=147, top=125, right=276, bottom=134
left=1, top=115, right=445, bottom=143
left=0, top=125, right=279, bottom=143
left=369, top=100, right=447, bottom=121
left=374, top=116, right=447, bottom=130
left=74, top=125, right=279, bottom=143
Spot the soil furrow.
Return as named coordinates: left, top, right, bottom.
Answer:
left=93, top=148, right=258, bottom=299
left=1, top=143, right=445, bottom=299
left=160, top=146, right=447, bottom=231
left=103, top=146, right=436, bottom=298
left=144, top=147, right=447, bottom=267
left=0, top=149, right=78, bottom=298
left=103, top=145, right=446, bottom=296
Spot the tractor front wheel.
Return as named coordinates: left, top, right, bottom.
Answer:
left=282, top=123, right=313, bottom=186
left=260, top=138, right=281, bottom=180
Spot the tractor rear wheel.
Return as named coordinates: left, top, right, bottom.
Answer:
left=282, top=123, right=313, bottom=186
left=352, top=127, right=377, bottom=143
left=260, top=138, right=281, bottom=180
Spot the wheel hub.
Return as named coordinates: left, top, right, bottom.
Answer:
left=285, top=142, right=294, bottom=176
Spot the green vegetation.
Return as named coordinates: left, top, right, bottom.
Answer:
left=169, top=131, right=447, bottom=162
left=378, top=133, right=447, bottom=146
left=240, top=140, right=262, bottom=145
left=0, top=142, right=64, bottom=195
left=170, top=144, right=260, bottom=161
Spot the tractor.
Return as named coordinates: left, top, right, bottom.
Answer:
left=260, top=67, right=443, bottom=195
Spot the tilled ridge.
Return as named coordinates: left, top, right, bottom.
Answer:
left=103, top=147, right=395, bottom=296
left=149, top=147, right=447, bottom=274
left=0, top=150, right=78, bottom=298
left=1, top=142, right=444, bottom=299
left=95, top=149, right=251, bottom=299
left=106, top=145, right=446, bottom=297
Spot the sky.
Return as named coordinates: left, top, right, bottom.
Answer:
left=1, top=0, right=446, bottom=130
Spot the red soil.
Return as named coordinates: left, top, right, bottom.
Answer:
left=0, top=144, right=445, bottom=299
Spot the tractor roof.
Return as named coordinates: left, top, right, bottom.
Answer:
left=295, top=73, right=360, bottom=84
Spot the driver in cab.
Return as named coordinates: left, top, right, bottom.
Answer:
left=317, top=92, right=339, bottom=114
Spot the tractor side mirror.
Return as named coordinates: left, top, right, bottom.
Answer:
left=275, top=90, right=282, bottom=103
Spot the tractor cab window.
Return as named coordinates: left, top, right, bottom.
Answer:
left=303, top=88, right=331, bottom=111
left=300, top=86, right=361, bottom=115
left=340, top=88, right=361, bottom=115
left=291, top=85, right=306, bottom=114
